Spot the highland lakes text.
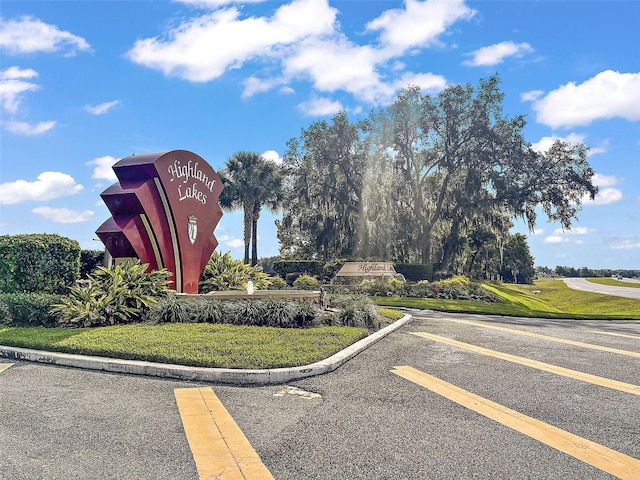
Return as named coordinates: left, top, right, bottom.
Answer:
left=167, top=159, right=217, bottom=205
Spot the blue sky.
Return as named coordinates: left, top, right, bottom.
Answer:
left=1, top=0, right=639, bottom=270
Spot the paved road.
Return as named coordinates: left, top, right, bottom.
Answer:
left=2, top=311, right=639, bottom=479
left=563, top=277, right=640, bottom=300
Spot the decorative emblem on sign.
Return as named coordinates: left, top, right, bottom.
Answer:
left=95, top=150, right=224, bottom=293
left=187, top=215, right=198, bottom=245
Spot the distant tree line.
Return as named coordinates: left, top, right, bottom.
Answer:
left=537, top=266, right=640, bottom=279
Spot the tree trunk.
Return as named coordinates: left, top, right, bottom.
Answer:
left=251, top=217, right=258, bottom=266
left=243, top=204, right=251, bottom=264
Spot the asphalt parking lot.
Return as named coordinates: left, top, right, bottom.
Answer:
left=2, top=311, right=639, bottom=479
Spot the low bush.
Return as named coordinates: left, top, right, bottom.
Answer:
left=353, top=276, right=494, bottom=302
left=0, top=293, right=62, bottom=327
left=0, top=233, right=80, bottom=294
left=142, top=294, right=382, bottom=330
left=293, top=274, right=320, bottom=290
left=51, top=261, right=172, bottom=327
left=199, top=251, right=273, bottom=292
left=267, top=276, right=287, bottom=290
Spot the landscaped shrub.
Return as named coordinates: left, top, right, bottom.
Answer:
left=0, top=233, right=80, bottom=294
left=142, top=296, right=362, bottom=329
left=267, top=276, right=287, bottom=290
left=80, top=250, right=105, bottom=279
left=0, top=299, right=10, bottom=324
left=227, top=300, right=268, bottom=326
left=273, top=260, right=324, bottom=278
left=394, top=263, right=433, bottom=282
left=322, top=258, right=346, bottom=282
left=355, top=275, right=495, bottom=302
left=293, top=274, right=320, bottom=290
left=0, top=293, right=62, bottom=327
left=51, top=261, right=172, bottom=327
left=199, top=251, right=272, bottom=292
left=261, top=298, right=297, bottom=327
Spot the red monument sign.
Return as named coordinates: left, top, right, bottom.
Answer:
left=96, top=150, right=223, bottom=293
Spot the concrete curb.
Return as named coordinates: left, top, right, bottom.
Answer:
left=0, top=314, right=412, bottom=385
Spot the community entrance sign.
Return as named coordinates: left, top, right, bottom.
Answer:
left=332, top=262, right=403, bottom=284
left=96, top=150, right=223, bottom=293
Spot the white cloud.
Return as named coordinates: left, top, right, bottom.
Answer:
left=284, top=38, right=390, bottom=103
left=521, top=90, right=543, bottom=102
left=3, top=120, right=56, bottom=135
left=261, top=150, right=282, bottom=165
left=531, top=133, right=585, bottom=153
left=127, top=0, right=462, bottom=106
left=582, top=188, right=623, bottom=206
left=543, top=236, right=567, bottom=244
left=394, top=72, right=447, bottom=94
left=530, top=229, right=544, bottom=236
left=587, top=144, right=607, bottom=157
left=86, top=156, right=119, bottom=181
left=32, top=206, right=94, bottom=223
left=220, top=234, right=243, bottom=248
left=0, top=172, right=83, bottom=204
left=242, top=76, right=285, bottom=99
left=553, top=226, right=591, bottom=235
left=463, top=41, right=533, bottom=67
left=366, top=0, right=475, bottom=55
left=605, top=236, right=640, bottom=250
left=85, top=100, right=120, bottom=115
left=127, top=0, right=338, bottom=83
left=0, top=16, right=90, bottom=55
left=532, top=70, right=640, bottom=129
left=0, top=66, right=39, bottom=113
left=298, top=97, right=343, bottom=116
left=572, top=172, right=624, bottom=206
left=592, top=173, right=619, bottom=188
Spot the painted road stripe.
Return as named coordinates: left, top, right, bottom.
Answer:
left=411, top=332, right=640, bottom=396
left=589, top=330, right=640, bottom=340
left=391, top=366, right=640, bottom=479
left=0, top=363, right=13, bottom=373
left=439, top=318, right=640, bottom=358
left=174, top=387, right=274, bottom=480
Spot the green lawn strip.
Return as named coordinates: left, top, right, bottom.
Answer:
left=531, top=279, right=640, bottom=317
left=0, top=324, right=368, bottom=369
left=377, top=307, right=404, bottom=321
left=586, top=278, right=640, bottom=288
left=372, top=279, right=640, bottom=320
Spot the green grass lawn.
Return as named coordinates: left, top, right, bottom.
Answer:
left=0, top=323, right=368, bottom=369
left=587, top=277, right=640, bottom=288
left=374, top=278, right=640, bottom=320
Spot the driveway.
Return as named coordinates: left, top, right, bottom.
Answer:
left=2, top=311, right=639, bottom=479
left=563, top=277, right=640, bottom=300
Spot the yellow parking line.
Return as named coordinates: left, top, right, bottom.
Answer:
left=411, top=332, right=640, bottom=396
left=392, top=366, right=640, bottom=479
left=439, top=318, right=640, bottom=358
left=589, top=330, right=640, bottom=340
left=0, top=363, right=13, bottom=373
left=174, top=387, right=274, bottom=480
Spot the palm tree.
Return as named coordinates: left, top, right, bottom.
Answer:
left=218, top=151, right=283, bottom=265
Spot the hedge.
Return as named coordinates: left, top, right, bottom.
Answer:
left=0, top=234, right=81, bottom=294
left=0, top=293, right=63, bottom=327
left=80, top=250, right=105, bottom=279
left=273, top=260, right=325, bottom=278
left=394, top=263, right=433, bottom=282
